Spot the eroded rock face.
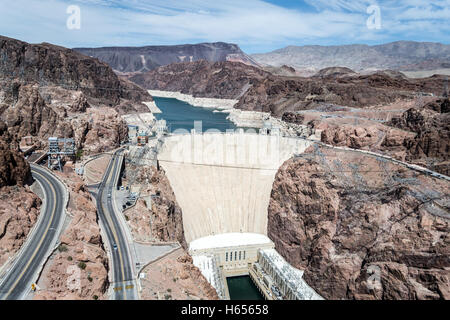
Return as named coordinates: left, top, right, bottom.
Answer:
left=0, top=120, right=32, bottom=187
left=316, top=98, right=450, bottom=176
left=124, top=166, right=186, bottom=248
left=2, top=85, right=61, bottom=141
left=131, top=60, right=445, bottom=117
left=0, top=187, right=41, bottom=268
left=0, top=35, right=151, bottom=108
left=0, top=117, right=40, bottom=270
left=80, top=107, right=128, bottom=155
left=268, top=147, right=449, bottom=300
left=1, top=84, right=128, bottom=155
left=0, top=35, right=152, bottom=155
left=387, top=99, right=450, bottom=175
left=139, top=248, right=219, bottom=300
left=129, top=60, right=268, bottom=100
left=320, top=122, right=416, bottom=161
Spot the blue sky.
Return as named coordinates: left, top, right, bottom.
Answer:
left=0, top=0, right=449, bottom=53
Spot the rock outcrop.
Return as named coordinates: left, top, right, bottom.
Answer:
left=0, top=35, right=153, bottom=154
left=131, top=60, right=445, bottom=118
left=0, top=187, right=41, bottom=269
left=314, top=98, right=450, bottom=175
left=0, top=120, right=40, bottom=269
left=387, top=99, right=450, bottom=175
left=0, top=120, right=32, bottom=187
left=124, top=166, right=186, bottom=248
left=140, top=248, right=219, bottom=300
left=268, top=147, right=450, bottom=300
left=0, top=35, right=151, bottom=108
left=1, top=84, right=129, bottom=155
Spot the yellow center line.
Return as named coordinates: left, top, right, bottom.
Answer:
left=2, top=170, right=57, bottom=300
left=102, top=153, right=128, bottom=299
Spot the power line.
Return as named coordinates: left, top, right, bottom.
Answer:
left=77, top=143, right=430, bottom=175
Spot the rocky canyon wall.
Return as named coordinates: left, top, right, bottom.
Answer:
left=268, top=146, right=449, bottom=300
left=0, top=120, right=41, bottom=270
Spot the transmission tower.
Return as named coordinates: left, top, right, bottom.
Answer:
left=444, top=76, right=448, bottom=98
left=48, top=137, right=75, bottom=171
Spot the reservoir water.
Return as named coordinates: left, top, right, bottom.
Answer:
left=154, top=97, right=237, bottom=133
left=227, top=276, right=264, bottom=300
left=154, top=96, right=263, bottom=300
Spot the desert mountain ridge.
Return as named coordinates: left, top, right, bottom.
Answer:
left=74, top=42, right=259, bottom=74
left=251, top=40, right=450, bottom=74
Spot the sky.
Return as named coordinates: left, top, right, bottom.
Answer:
left=0, top=0, right=449, bottom=53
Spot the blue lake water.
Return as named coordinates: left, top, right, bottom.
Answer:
left=153, top=97, right=264, bottom=300
left=154, top=97, right=238, bottom=133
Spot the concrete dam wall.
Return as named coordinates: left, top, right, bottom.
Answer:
left=157, top=132, right=312, bottom=244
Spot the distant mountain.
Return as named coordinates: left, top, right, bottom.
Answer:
left=251, top=41, right=450, bottom=73
left=74, top=42, right=259, bottom=73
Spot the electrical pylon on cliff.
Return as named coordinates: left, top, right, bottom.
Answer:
left=48, top=137, right=75, bottom=171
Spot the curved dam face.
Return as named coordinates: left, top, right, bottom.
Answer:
left=157, top=132, right=312, bottom=244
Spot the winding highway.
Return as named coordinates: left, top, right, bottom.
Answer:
left=0, top=165, right=66, bottom=300
left=95, top=149, right=137, bottom=300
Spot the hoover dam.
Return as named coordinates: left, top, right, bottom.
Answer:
left=156, top=129, right=322, bottom=299
left=157, top=131, right=312, bottom=243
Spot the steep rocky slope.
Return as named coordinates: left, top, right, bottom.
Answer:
left=75, top=42, right=258, bottom=73
left=1, top=84, right=129, bottom=154
left=123, top=165, right=186, bottom=248
left=140, top=248, right=219, bottom=300
left=0, top=187, right=41, bottom=269
left=0, top=120, right=32, bottom=187
left=0, top=120, right=41, bottom=270
left=0, top=35, right=150, bottom=154
left=387, top=99, right=450, bottom=175
left=131, top=60, right=445, bottom=117
left=252, top=41, right=450, bottom=73
left=318, top=98, right=450, bottom=175
left=0, top=35, right=151, bottom=108
left=129, top=60, right=268, bottom=100
left=269, top=146, right=449, bottom=300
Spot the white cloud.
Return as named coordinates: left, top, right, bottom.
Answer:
left=0, top=0, right=448, bottom=53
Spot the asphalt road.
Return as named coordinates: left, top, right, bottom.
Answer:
left=0, top=165, right=65, bottom=300
left=96, top=149, right=137, bottom=300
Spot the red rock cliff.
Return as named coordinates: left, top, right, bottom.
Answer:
left=268, top=147, right=449, bottom=300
